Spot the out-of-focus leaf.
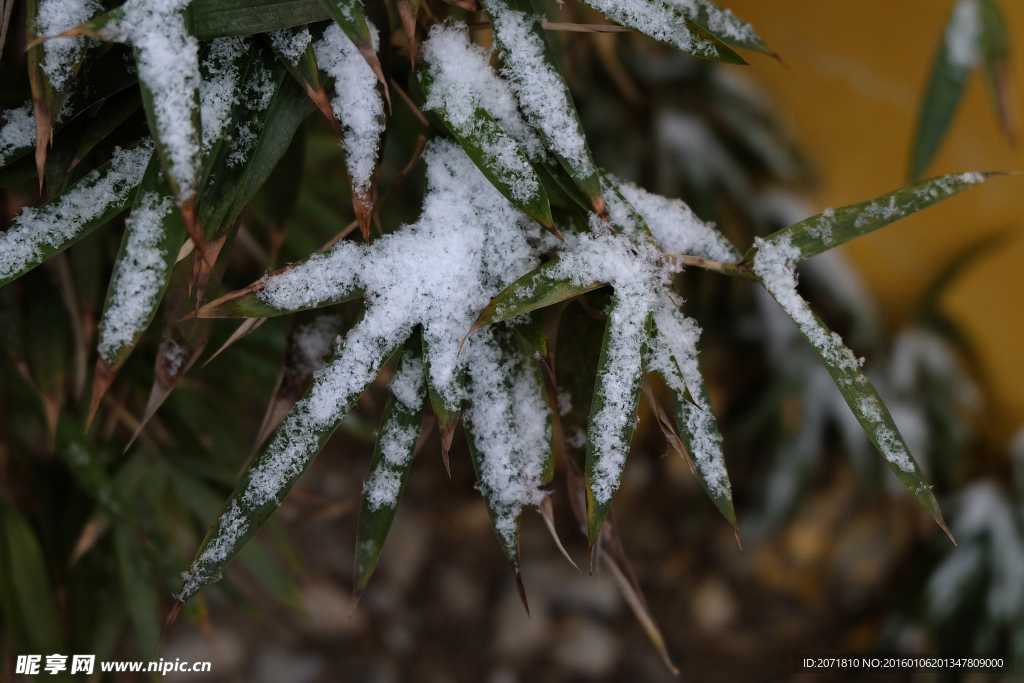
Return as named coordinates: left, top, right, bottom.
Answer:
left=266, top=25, right=342, bottom=138
left=0, top=502, right=65, bottom=654
left=979, top=0, right=1016, bottom=144
left=26, top=277, right=70, bottom=446
left=114, top=525, right=162, bottom=656
left=746, top=173, right=994, bottom=264
left=584, top=295, right=650, bottom=546
left=0, top=140, right=151, bottom=289
left=353, top=331, right=427, bottom=599
left=578, top=0, right=747, bottom=64
left=72, top=89, right=143, bottom=169
left=249, top=122, right=306, bottom=266
left=417, top=69, right=554, bottom=231
left=235, top=539, right=303, bottom=608
left=58, top=418, right=126, bottom=518
left=317, top=0, right=389, bottom=101
left=193, top=0, right=329, bottom=39
left=482, top=0, right=605, bottom=214
left=89, top=150, right=187, bottom=426
left=397, top=0, right=420, bottom=67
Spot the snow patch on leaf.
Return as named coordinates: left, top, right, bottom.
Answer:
left=0, top=103, right=36, bottom=166
left=36, top=0, right=101, bottom=91
left=268, top=27, right=312, bottom=66
left=200, top=38, right=246, bottom=152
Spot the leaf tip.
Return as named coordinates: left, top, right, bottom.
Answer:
left=514, top=570, right=530, bottom=616
left=86, top=358, right=117, bottom=431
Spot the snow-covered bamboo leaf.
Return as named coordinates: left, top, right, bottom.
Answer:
left=418, top=70, right=554, bottom=231
left=512, top=309, right=549, bottom=364
left=675, top=0, right=773, bottom=57
left=114, top=525, right=162, bottom=657
left=353, top=332, right=428, bottom=599
left=175, top=331, right=406, bottom=606
left=25, top=0, right=102, bottom=181
left=422, top=332, right=462, bottom=474
left=267, top=25, right=342, bottom=138
left=537, top=159, right=593, bottom=213
left=0, top=140, right=152, bottom=289
left=89, top=151, right=187, bottom=426
left=584, top=294, right=651, bottom=545
left=0, top=502, right=65, bottom=655
left=578, top=0, right=747, bottom=64
left=314, top=21, right=386, bottom=241
left=316, top=0, right=389, bottom=100
left=252, top=306, right=362, bottom=453
left=746, top=173, right=993, bottom=265
left=751, top=235, right=952, bottom=539
left=192, top=0, right=329, bottom=39
left=469, top=259, right=606, bottom=335
left=198, top=36, right=250, bottom=189
left=910, top=0, right=992, bottom=180
left=482, top=0, right=605, bottom=213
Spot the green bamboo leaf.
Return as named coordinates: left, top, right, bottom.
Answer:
left=42, top=113, right=87, bottom=198
left=175, top=334, right=406, bottom=606
left=0, top=140, right=152, bottom=289
left=88, top=150, right=188, bottom=425
left=422, top=332, right=462, bottom=473
left=910, top=0, right=984, bottom=180
left=537, top=159, right=593, bottom=213
left=353, top=331, right=427, bottom=599
left=512, top=309, right=548, bottom=362
left=677, top=0, right=774, bottom=57
left=417, top=69, right=554, bottom=230
left=482, top=0, right=605, bottom=213
left=316, top=0, right=389, bottom=99
left=468, top=258, right=606, bottom=334
left=555, top=296, right=608, bottom=463
left=198, top=37, right=251, bottom=194
left=746, top=172, right=994, bottom=264
left=114, top=525, right=162, bottom=656
left=235, top=539, right=303, bottom=608
left=751, top=237, right=952, bottom=539
left=0, top=502, right=65, bottom=654
left=193, top=0, right=329, bottom=39
left=584, top=295, right=651, bottom=545
left=978, top=0, right=1016, bottom=143
left=72, top=89, right=143, bottom=169
left=249, top=122, right=306, bottom=265
left=25, top=277, right=70, bottom=443
left=57, top=419, right=126, bottom=518
left=577, top=0, right=747, bottom=64
left=266, top=25, right=343, bottom=137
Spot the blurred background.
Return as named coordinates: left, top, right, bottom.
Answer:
left=1, top=0, right=1023, bottom=681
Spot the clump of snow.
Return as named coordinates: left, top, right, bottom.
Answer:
left=200, top=38, right=246, bottom=152
left=268, top=27, right=312, bottom=66
left=483, top=0, right=594, bottom=177
left=807, top=207, right=836, bottom=244
left=118, top=0, right=201, bottom=200
left=314, top=23, right=385, bottom=203
left=226, top=56, right=278, bottom=168
left=35, top=0, right=101, bottom=91
left=0, top=142, right=153, bottom=283
left=163, top=338, right=187, bottom=375
left=420, top=23, right=545, bottom=202
left=914, top=172, right=985, bottom=199
left=287, top=313, right=342, bottom=379
left=946, top=0, right=981, bottom=70
left=612, top=176, right=741, bottom=263
left=581, top=0, right=721, bottom=59
left=260, top=241, right=363, bottom=311
left=389, top=351, right=426, bottom=411
left=464, top=329, right=550, bottom=545
left=97, top=190, right=174, bottom=360
left=0, top=103, right=36, bottom=166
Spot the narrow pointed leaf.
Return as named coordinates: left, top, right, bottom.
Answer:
left=266, top=25, right=343, bottom=137
left=482, top=0, right=605, bottom=213
left=555, top=297, right=608, bottom=464
left=677, top=0, right=772, bottom=57
left=585, top=295, right=651, bottom=545
left=177, top=334, right=405, bottom=604
left=193, top=0, right=330, bottom=39
left=317, top=0, right=390, bottom=100
left=746, top=172, right=994, bottom=265
left=578, top=0, right=747, bottom=64
left=978, top=0, right=1016, bottom=143
left=72, top=89, right=144, bottom=169
left=752, top=238, right=952, bottom=538
left=90, top=150, right=188, bottom=420
left=417, top=69, right=554, bottom=230
left=114, top=525, right=162, bottom=657
left=354, top=332, right=428, bottom=598
left=422, top=332, right=462, bottom=474
left=235, top=539, right=303, bottom=608
left=0, top=140, right=152, bottom=288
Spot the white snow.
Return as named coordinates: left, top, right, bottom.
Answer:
left=288, top=314, right=342, bottom=379
left=35, top=0, right=101, bottom=91
left=421, top=23, right=545, bottom=202
left=946, top=0, right=981, bottom=70
left=0, top=103, right=36, bottom=166
left=200, top=38, right=246, bottom=153
left=483, top=0, right=594, bottom=177
left=97, top=190, right=175, bottom=360
left=268, top=27, right=312, bottom=66
left=914, top=172, right=985, bottom=199
left=226, top=56, right=278, bottom=168
left=314, top=23, right=385, bottom=203
left=118, top=0, right=201, bottom=200
left=389, top=351, right=426, bottom=412
left=666, top=0, right=760, bottom=46
left=164, top=338, right=187, bottom=375
left=613, top=176, right=741, bottom=263
left=0, top=142, right=153, bottom=283
left=581, top=0, right=722, bottom=58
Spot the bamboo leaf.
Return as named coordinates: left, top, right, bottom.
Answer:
left=0, top=502, right=65, bottom=654
left=316, top=0, right=390, bottom=101
left=422, top=332, right=462, bottom=475
left=482, top=0, right=605, bottom=213
left=266, top=26, right=343, bottom=138
left=584, top=295, right=650, bottom=545
left=751, top=239, right=952, bottom=539
left=978, top=0, right=1016, bottom=144
left=114, top=525, right=162, bottom=656
left=89, top=150, right=188, bottom=426
left=746, top=172, right=994, bottom=264
left=193, top=0, right=329, bottom=39
left=353, top=331, right=428, bottom=599
left=235, top=539, right=303, bottom=608
left=72, top=89, right=144, bottom=169
left=57, top=419, right=127, bottom=518
left=678, top=0, right=773, bottom=57
left=578, top=0, right=747, bottom=64
left=0, top=140, right=152, bottom=289
left=417, top=69, right=554, bottom=230
left=175, top=335, right=406, bottom=606
left=555, top=296, right=607, bottom=465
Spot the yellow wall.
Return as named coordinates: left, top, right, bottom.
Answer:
left=725, top=0, right=1024, bottom=442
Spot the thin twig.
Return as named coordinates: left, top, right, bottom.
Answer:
left=662, top=253, right=757, bottom=280
left=389, top=77, right=429, bottom=128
